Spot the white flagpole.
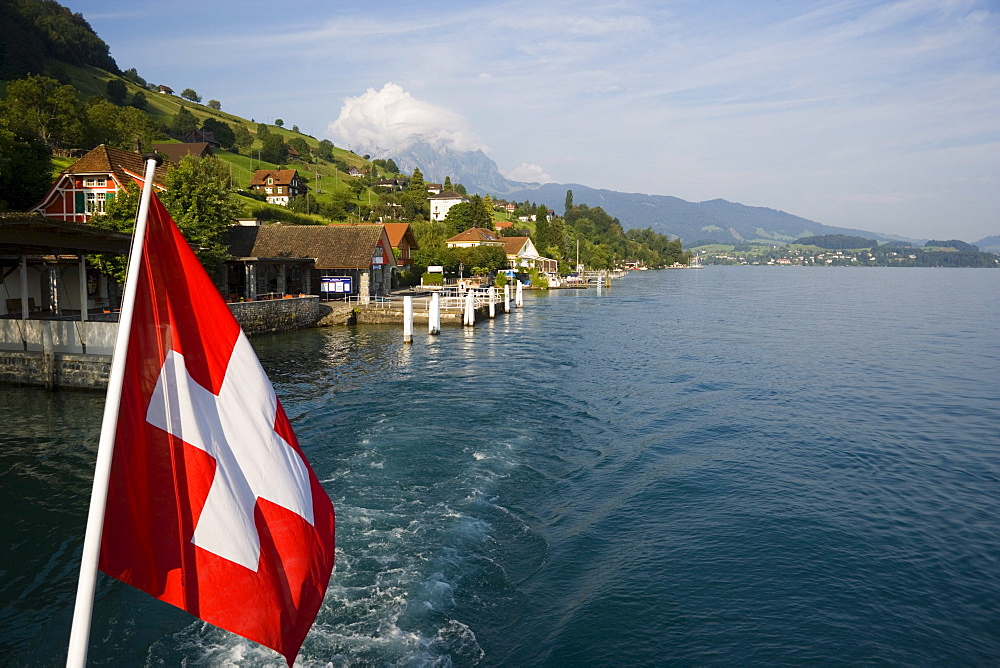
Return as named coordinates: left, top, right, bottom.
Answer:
left=67, top=156, right=162, bottom=667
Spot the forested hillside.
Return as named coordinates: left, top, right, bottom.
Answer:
left=0, top=0, right=689, bottom=276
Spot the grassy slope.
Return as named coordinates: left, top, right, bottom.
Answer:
left=44, top=61, right=395, bottom=216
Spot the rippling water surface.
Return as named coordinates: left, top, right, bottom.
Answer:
left=1, top=267, right=998, bottom=665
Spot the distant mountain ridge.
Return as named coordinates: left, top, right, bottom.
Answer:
left=378, top=140, right=909, bottom=244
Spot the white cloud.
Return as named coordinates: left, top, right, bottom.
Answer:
left=327, top=83, right=483, bottom=154
left=502, top=163, right=553, bottom=184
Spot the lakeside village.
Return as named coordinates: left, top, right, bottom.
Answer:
left=0, top=144, right=654, bottom=391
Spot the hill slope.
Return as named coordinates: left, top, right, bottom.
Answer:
left=503, top=183, right=904, bottom=245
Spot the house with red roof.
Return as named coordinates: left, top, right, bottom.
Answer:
left=249, top=169, right=308, bottom=206
left=31, top=144, right=169, bottom=223
left=445, top=227, right=505, bottom=249
left=383, top=222, right=419, bottom=267
left=226, top=223, right=396, bottom=301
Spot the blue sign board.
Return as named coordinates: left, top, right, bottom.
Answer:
left=320, top=276, right=353, bottom=294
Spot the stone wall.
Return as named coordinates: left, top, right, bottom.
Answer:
left=228, top=296, right=320, bottom=335
left=0, top=350, right=111, bottom=390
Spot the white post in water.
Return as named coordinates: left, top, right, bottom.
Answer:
left=488, top=286, right=496, bottom=318
left=463, top=289, right=475, bottom=326
left=428, top=292, right=441, bottom=335
left=402, top=296, right=413, bottom=344
left=515, top=280, right=524, bottom=308
left=504, top=283, right=511, bottom=312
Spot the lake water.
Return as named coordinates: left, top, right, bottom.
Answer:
left=1, top=267, right=998, bottom=665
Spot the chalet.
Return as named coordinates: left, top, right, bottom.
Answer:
left=429, top=190, right=469, bottom=222
left=182, top=130, right=220, bottom=149
left=495, top=220, right=514, bottom=231
left=383, top=222, right=419, bottom=267
left=248, top=169, right=308, bottom=206
left=152, top=141, right=213, bottom=164
left=348, top=166, right=365, bottom=178
left=445, top=227, right=504, bottom=249
left=502, top=236, right=557, bottom=272
left=426, top=183, right=442, bottom=195
left=226, top=223, right=396, bottom=301
left=157, top=85, right=174, bottom=95
left=375, top=178, right=406, bottom=190
left=31, top=145, right=169, bottom=223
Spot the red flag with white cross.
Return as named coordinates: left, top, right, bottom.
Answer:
left=98, top=194, right=335, bottom=664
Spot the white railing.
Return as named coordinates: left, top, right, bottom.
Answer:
left=342, top=288, right=504, bottom=312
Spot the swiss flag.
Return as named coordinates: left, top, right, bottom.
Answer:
left=98, top=194, right=335, bottom=664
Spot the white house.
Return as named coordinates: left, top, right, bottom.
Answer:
left=429, top=190, right=469, bottom=221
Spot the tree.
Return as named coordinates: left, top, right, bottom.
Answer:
left=400, top=168, right=429, bottom=220
left=256, top=123, right=269, bottom=139
left=105, top=79, right=127, bottom=105
left=233, top=125, right=253, bottom=153
left=534, top=203, right=550, bottom=252
left=315, top=139, right=334, bottom=161
left=122, top=68, right=146, bottom=88
left=442, top=201, right=473, bottom=235
left=259, top=133, right=288, bottom=164
left=207, top=99, right=221, bottom=110
left=443, top=176, right=452, bottom=190
left=130, top=90, right=147, bottom=110
left=202, top=118, right=235, bottom=150
left=160, top=156, right=241, bottom=279
left=316, top=139, right=334, bottom=161
left=291, top=125, right=299, bottom=133
left=274, top=119, right=284, bottom=127
left=170, top=107, right=198, bottom=135
left=1, top=75, right=85, bottom=148
left=180, top=88, right=201, bottom=103
left=84, top=97, right=121, bottom=147
left=565, top=189, right=573, bottom=216
left=115, top=106, right=159, bottom=153
left=406, top=167, right=425, bottom=192
left=288, top=137, right=310, bottom=158
left=454, top=183, right=467, bottom=195
left=0, top=127, right=52, bottom=211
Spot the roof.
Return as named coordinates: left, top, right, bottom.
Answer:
left=0, top=213, right=132, bottom=255
left=446, top=227, right=502, bottom=244
left=429, top=190, right=468, bottom=200
left=383, top=222, right=419, bottom=249
left=249, top=169, right=300, bottom=186
left=152, top=142, right=213, bottom=164
left=502, top=236, right=532, bottom=255
left=227, top=223, right=390, bottom=269
left=63, top=144, right=169, bottom=188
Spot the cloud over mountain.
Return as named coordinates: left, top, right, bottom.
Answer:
left=327, top=83, right=484, bottom=155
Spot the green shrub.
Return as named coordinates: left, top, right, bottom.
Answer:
left=422, top=272, right=444, bottom=286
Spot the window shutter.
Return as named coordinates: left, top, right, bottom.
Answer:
left=105, top=192, right=115, bottom=203
left=75, top=192, right=85, bottom=213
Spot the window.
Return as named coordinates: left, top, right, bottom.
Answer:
left=85, top=192, right=105, bottom=214
left=267, top=177, right=273, bottom=185
left=265, top=187, right=273, bottom=194
left=277, top=187, right=283, bottom=194
left=84, top=177, right=107, bottom=187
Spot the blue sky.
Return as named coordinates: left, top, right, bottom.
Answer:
left=68, top=0, right=999, bottom=241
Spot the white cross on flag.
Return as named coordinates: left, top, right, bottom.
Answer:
left=99, top=194, right=335, bottom=664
